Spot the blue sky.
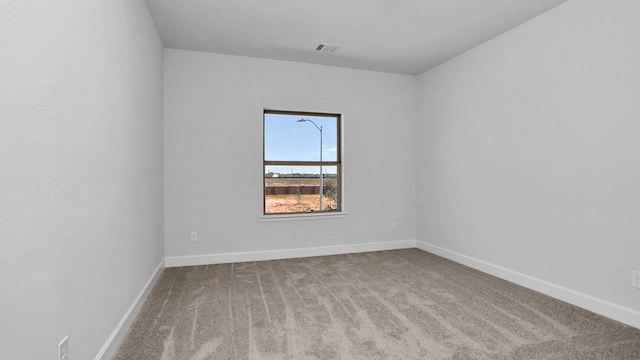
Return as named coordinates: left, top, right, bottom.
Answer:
left=264, top=113, right=338, bottom=174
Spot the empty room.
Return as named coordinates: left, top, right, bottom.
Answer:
left=2, top=0, right=639, bottom=359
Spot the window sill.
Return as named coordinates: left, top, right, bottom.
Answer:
left=261, top=212, right=348, bottom=222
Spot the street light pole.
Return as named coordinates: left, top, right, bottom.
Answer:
left=319, top=127, right=323, bottom=210
left=297, top=119, right=323, bottom=211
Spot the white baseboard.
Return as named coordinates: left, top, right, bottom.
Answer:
left=416, top=240, right=640, bottom=329
left=95, top=258, right=166, bottom=360
left=165, top=239, right=417, bottom=267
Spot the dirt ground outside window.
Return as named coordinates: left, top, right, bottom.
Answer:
left=264, top=178, right=338, bottom=214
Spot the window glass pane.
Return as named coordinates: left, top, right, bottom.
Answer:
left=265, top=165, right=339, bottom=214
left=264, top=113, right=338, bottom=162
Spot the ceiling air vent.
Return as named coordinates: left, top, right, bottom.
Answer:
left=315, top=44, right=339, bottom=53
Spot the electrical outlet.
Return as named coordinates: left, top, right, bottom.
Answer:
left=191, top=231, right=198, bottom=242
left=58, top=336, right=69, bottom=360
left=392, top=221, right=398, bottom=230
left=632, top=270, right=640, bottom=289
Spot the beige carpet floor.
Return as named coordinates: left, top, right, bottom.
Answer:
left=113, top=249, right=640, bottom=359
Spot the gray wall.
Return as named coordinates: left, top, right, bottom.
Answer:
left=416, top=0, right=639, bottom=320
left=164, top=49, right=417, bottom=259
left=0, top=1, right=165, bottom=359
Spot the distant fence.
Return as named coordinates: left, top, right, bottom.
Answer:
left=264, top=186, right=320, bottom=195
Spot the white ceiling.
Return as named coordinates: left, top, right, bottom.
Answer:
left=145, top=0, right=569, bottom=75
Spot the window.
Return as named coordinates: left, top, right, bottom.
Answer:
left=264, top=110, right=342, bottom=215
